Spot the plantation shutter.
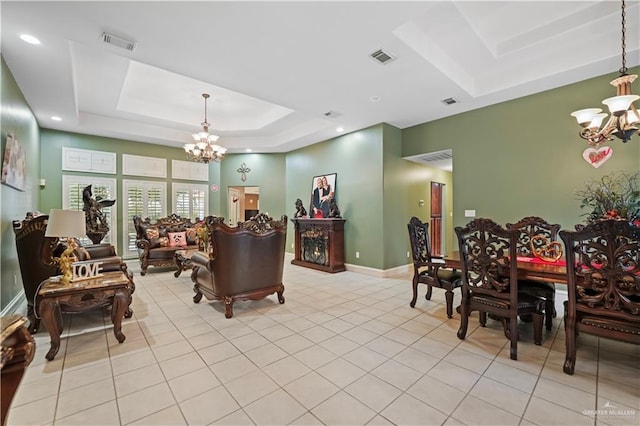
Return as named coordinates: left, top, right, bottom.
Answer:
left=123, top=180, right=166, bottom=257
left=172, top=183, right=208, bottom=221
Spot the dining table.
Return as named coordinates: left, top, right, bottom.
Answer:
left=442, top=251, right=568, bottom=284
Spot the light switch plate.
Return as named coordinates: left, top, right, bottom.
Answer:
left=464, top=210, right=476, bottom=217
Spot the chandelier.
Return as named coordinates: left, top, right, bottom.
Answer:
left=570, top=0, right=639, bottom=147
left=183, top=93, right=227, bottom=163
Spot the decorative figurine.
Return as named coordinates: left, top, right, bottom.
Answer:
left=82, top=184, right=116, bottom=244
left=294, top=198, right=308, bottom=218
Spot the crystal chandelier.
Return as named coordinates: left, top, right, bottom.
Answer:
left=184, top=93, right=227, bottom=163
left=570, top=0, right=639, bottom=146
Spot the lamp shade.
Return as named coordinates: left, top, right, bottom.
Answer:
left=602, top=95, right=640, bottom=114
left=45, top=209, right=86, bottom=238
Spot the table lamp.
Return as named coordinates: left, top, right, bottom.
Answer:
left=45, top=209, right=86, bottom=284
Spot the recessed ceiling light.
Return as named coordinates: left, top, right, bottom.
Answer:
left=369, top=96, right=381, bottom=103
left=336, top=127, right=344, bottom=133
left=20, top=34, right=41, bottom=45
left=51, top=116, right=62, bottom=121
left=245, top=148, right=252, bottom=153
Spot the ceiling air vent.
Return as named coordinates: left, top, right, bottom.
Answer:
left=418, top=150, right=452, bottom=163
left=370, top=49, right=396, bottom=65
left=441, top=97, right=460, bottom=106
left=101, top=32, right=136, bottom=51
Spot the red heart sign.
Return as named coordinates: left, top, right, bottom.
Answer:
left=582, top=146, right=613, bottom=168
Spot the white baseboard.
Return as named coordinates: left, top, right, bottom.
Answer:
left=285, top=252, right=411, bottom=278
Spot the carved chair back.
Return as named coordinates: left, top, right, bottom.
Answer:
left=206, top=213, right=288, bottom=295
left=13, top=213, right=58, bottom=332
left=506, top=216, right=561, bottom=258
left=559, top=219, right=640, bottom=373
left=407, top=216, right=436, bottom=267
left=456, top=218, right=518, bottom=302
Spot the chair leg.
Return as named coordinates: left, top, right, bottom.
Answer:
left=457, top=303, right=469, bottom=340
left=479, top=311, right=487, bottom=326
left=509, top=315, right=518, bottom=360
left=224, top=297, right=234, bottom=318
left=445, top=289, right=454, bottom=318
left=410, top=276, right=419, bottom=308
left=425, top=285, right=433, bottom=301
left=545, top=300, right=554, bottom=330
left=532, top=312, right=543, bottom=345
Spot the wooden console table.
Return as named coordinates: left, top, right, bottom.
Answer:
left=291, top=218, right=346, bottom=273
left=1, top=315, right=35, bottom=426
left=37, top=271, right=132, bottom=361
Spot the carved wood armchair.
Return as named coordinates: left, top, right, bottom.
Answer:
left=506, top=216, right=562, bottom=330
left=455, top=218, right=544, bottom=360
left=13, top=212, right=134, bottom=333
left=559, top=219, right=640, bottom=375
left=190, top=213, right=288, bottom=318
left=407, top=216, right=461, bottom=318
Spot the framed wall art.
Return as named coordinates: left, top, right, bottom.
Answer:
left=1, top=132, right=26, bottom=191
left=309, top=173, right=337, bottom=218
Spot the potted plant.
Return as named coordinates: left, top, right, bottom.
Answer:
left=575, top=171, right=640, bottom=224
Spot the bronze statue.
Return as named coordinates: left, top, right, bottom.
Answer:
left=82, top=184, right=116, bottom=244
left=294, top=198, right=307, bottom=218
left=328, top=198, right=341, bottom=218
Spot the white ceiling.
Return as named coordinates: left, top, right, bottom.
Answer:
left=2, top=1, right=639, bottom=159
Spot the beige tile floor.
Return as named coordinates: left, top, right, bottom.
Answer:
left=7, top=261, right=639, bottom=426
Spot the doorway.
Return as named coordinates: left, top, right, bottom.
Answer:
left=228, top=186, right=260, bottom=226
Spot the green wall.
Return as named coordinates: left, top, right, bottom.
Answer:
left=1, top=57, right=40, bottom=311
left=403, top=66, right=640, bottom=230
left=218, top=153, right=287, bottom=224
left=286, top=125, right=385, bottom=268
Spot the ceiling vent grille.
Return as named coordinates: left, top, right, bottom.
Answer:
left=101, top=32, right=136, bottom=51
left=370, top=49, right=396, bottom=65
left=418, top=150, right=452, bottom=163
left=441, top=97, right=460, bottom=105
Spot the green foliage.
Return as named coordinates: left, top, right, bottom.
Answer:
left=575, top=171, right=640, bottom=223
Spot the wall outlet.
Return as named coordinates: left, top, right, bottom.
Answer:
left=356, top=252, right=360, bottom=258
left=407, top=251, right=410, bottom=258
left=464, top=209, right=476, bottom=217
left=291, top=243, right=294, bottom=249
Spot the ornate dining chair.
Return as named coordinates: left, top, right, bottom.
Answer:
left=506, top=216, right=561, bottom=330
left=559, top=219, right=640, bottom=375
left=455, top=218, right=544, bottom=360
left=407, top=216, right=461, bottom=318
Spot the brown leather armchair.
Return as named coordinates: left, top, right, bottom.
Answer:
left=190, top=213, right=287, bottom=318
left=13, top=212, right=134, bottom=333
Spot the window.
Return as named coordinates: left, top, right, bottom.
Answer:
left=122, top=180, right=167, bottom=258
left=62, top=176, right=117, bottom=246
left=172, top=183, right=208, bottom=221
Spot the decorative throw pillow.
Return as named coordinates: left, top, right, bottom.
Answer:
left=185, top=227, right=198, bottom=245
left=158, top=237, right=169, bottom=247
left=168, top=231, right=187, bottom=247
left=145, top=227, right=162, bottom=248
